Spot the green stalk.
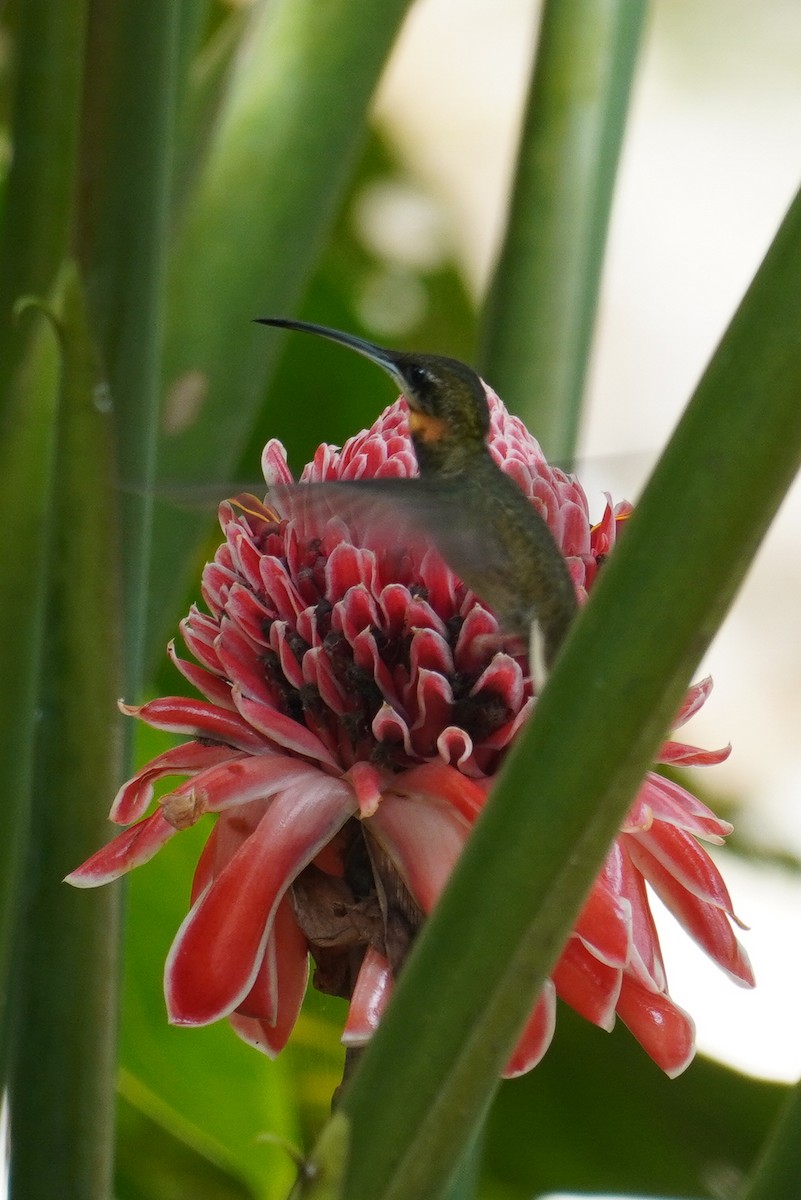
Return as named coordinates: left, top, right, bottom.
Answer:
left=0, top=306, right=61, bottom=1078
left=0, top=0, right=87, bottom=1078
left=8, top=267, right=122, bottom=1199
left=478, top=0, right=647, bottom=462
left=149, top=0, right=412, bottom=658
left=741, top=1078, right=801, bottom=1200
left=0, top=0, right=87, bottom=391
left=333, top=184, right=801, bottom=1200
left=80, top=1, right=182, bottom=694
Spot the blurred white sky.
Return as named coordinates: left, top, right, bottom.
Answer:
left=374, top=0, right=801, bottom=1083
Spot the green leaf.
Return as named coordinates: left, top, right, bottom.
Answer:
left=116, top=1090, right=256, bottom=1200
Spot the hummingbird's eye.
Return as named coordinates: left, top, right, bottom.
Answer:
left=408, top=364, right=431, bottom=388
left=406, top=363, right=437, bottom=410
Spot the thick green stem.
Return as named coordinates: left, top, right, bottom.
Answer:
left=80, top=1, right=182, bottom=694
left=0, top=0, right=87, bottom=389
left=334, top=184, right=801, bottom=1200
left=8, top=268, right=122, bottom=1200
left=0, top=0, right=87, bottom=1081
left=479, top=0, right=646, bottom=462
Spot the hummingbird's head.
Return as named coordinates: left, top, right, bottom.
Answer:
left=255, top=318, right=490, bottom=474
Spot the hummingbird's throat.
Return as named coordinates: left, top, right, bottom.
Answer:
left=407, top=409, right=449, bottom=444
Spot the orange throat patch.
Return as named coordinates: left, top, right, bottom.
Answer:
left=407, top=410, right=449, bottom=444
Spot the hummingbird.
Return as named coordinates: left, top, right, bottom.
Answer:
left=255, top=317, right=578, bottom=686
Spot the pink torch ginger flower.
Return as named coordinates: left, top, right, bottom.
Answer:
left=68, top=391, right=753, bottom=1079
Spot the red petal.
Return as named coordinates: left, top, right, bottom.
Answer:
left=673, top=677, right=713, bottom=728
left=637, top=773, right=733, bottom=842
left=160, top=754, right=329, bottom=828
left=66, top=810, right=177, bottom=886
left=624, top=837, right=754, bottom=986
left=503, top=980, right=556, bottom=1078
left=167, top=640, right=236, bottom=709
left=233, top=691, right=339, bottom=767
left=368, top=794, right=470, bottom=913
left=235, top=893, right=309, bottom=1029
left=165, top=776, right=353, bottom=1025
left=616, top=976, right=696, bottom=1078
left=120, top=696, right=267, bottom=751
left=552, top=939, right=621, bottom=1030
left=342, top=948, right=392, bottom=1046
left=657, top=739, right=731, bottom=767
left=574, top=866, right=632, bottom=969
left=393, top=762, right=487, bottom=821
left=629, top=822, right=737, bottom=913
left=110, top=742, right=245, bottom=824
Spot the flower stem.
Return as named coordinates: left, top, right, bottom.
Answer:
left=478, top=0, right=647, bottom=463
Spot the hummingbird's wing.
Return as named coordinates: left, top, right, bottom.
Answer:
left=269, top=478, right=515, bottom=579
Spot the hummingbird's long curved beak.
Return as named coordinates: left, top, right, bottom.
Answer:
left=255, top=317, right=406, bottom=394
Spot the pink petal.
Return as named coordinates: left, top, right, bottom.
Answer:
left=503, top=980, right=556, bottom=1078
left=165, top=775, right=354, bottom=1025
left=345, top=761, right=385, bottom=818
left=261, top=439, right=293, bottom=488
left=673, top=677, right=713, bottom=728
left=66, top=810, right=178, bottom=886
left=657, top=739, right=731, bottom=767
left=616, top=976, right=696, bottom=1078
left=342, top=947, right=393, bottom=1046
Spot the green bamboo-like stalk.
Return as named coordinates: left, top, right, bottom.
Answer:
left=80, top=1, right=182, bottom=694
left=0, top=0, right=87, bottom=390
left=478, top=0, right=646, bottom=462
left=332, top=183, right=801, bottom=1200
left=148, top=0, right=412, bottom=658
left=741, top=1078, right=801, bottom=1200
left=8, top=267, right=122, bottom=1199
left=0, top=0, right=88, bottom=1081
left=0, top=307, right=61, bottom=1080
